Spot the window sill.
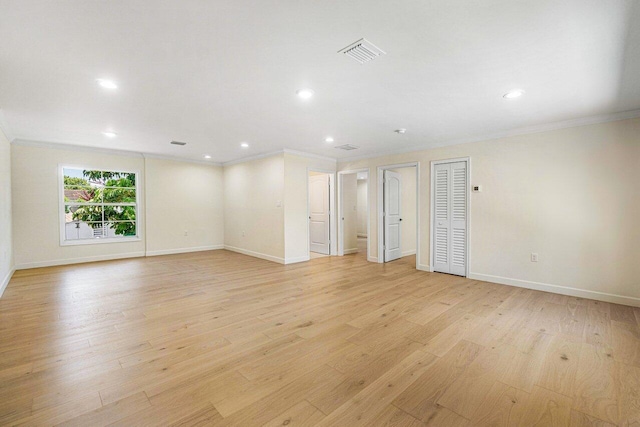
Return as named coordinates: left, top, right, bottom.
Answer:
left=60, top=237, right=142, bottom=246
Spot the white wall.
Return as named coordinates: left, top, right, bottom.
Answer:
left=9, top=143, right=226, bottom=269
left=342, top=173, right=358, bottom=253
left=224, top=154, right=285, bottom=263
left=0, top=129, right=13, bottom=296
left=283, top=153, right=336, bottom=262
left=357, top=179, right=367, bottom=237
left=11, top=143, right=147, bottom=268
left=339, top=117, right=640, bottom=306
left=392, top=167, right=416, bottom=257
left=145, top=157, right=224, bottom=256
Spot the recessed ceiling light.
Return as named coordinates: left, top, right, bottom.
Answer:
left=96, top=79, right=118, bottom=89
left=203, top=154, right=212, bottom=159
left=102, top=131, right=117, bottom=138
left=325, top=136, right=334, bottom=143
left=296, top=88, right=314, bottom=99
left=241, top=142, right=249, bottom=148
left=503, top=89, right=525, bottom=99
left=394, top=129, right=407, bottom=134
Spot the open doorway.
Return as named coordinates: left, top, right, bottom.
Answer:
left=377, top=163, right=419, bottom=268
left=338, top=169, right=370, bottom=260
left=309, top=171, right=331, bottom=258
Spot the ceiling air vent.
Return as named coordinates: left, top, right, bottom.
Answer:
left=170, top=141, right=187, bottom=146
left=335, top=144, right=359, bottom=151
left=338, top=38, right=386, bottom=64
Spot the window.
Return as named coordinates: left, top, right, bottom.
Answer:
left=60, top=167, right=139, bottom=245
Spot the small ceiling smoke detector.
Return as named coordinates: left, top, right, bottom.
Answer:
left=241, top=142, right=249, bottom=148
left=170, top=141, right=187, bottom=146
left=395, top=129, right=407, bottom=134
left=335, top=144, right=359, bottom=151
left=203, top=154, right=212, bottom=159
left=102, top=131, right=117, bottom=138
left=325, top=136, right=334, bottom=143
left=338, top=38, right=386, bottom=64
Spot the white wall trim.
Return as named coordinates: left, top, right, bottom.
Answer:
left=142, top=153, right=223, bottom=167
left=146, top=245, right=224, bottom=257
left=223, top=245, right=285, bottom=264
left=11, top=138, right=225, bottom=166
left=469, top=272, right=640, bottom=308
left=283, top=149, right=337, bottom=164
left=343, top=248, right=359, bottom=255
left=13, top=139, right=145, bottom=159
left=338, top=109, right=640, bottom=163
left=402, top=250, right=416, bottom=257
left=0, top=268, right=15, bottom=298
left=222, top=150, right=285, bottom=167
left=368, top=256, right=378, bottom=263
left=417, top=263, right=431, bottom=272
left=14, top=252, right=146, bottom=270
left=284, top=255, right=310, bottom=264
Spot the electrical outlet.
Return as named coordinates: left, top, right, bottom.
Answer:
left=531, top=253, right=538, bottom=262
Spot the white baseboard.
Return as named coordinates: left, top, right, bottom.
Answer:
left=343, top=248, right=359, bottom=255
left=14, top=252, right=147, bottom=270
left=367, top=256, right=378, bottom=263
left=285, top=256, right=310, bottom=264
left=146, top=245, right=224, bottom=257
left=223, top=245, right=285, bottom=264
left=417, top=263, right=431, bottom=272
left=0, top=267, right=15, bottom=298
left=469, top=272, right=640, bottom=308
left=402, top=250, right=416, bottom=257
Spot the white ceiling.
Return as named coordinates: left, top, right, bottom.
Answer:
left=1, top=0, right=639, bottom=163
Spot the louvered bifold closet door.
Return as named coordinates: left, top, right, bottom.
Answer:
left=449, top=162, right=467, bottom=276
left=433, top=164, right=450, bottom=273
left=433, top=161, right=467, bottom=275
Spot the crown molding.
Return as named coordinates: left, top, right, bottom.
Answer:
left=338, top=109, right=640, bottom=163
left=10, top=139, right=223, bottom=166
left=222, top=150, right=285, bottom=167
left=283, top=149, right=337, bottom=163
left=141, top=152, right=223, bottom=167
left=11, top=139, right=145, bottom=159
left=0, top=112, right=16, bottom=142
left=222, top=148, right=338, bottom=167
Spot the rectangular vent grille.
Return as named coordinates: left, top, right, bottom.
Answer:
left=170, top=141, right=187, bottom=146
left=335, top=144, right=359, bottom=151
left=338, top=38, right=385, bottom=64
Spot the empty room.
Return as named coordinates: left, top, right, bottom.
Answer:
left=1, top=1, right=639, bottom=426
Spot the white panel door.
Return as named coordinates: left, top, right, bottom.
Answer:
left=309, top=174, right=330, bottom=255
left=384, top=170, right=402, bottom=262
left=433, top=161, right=467, bottom=276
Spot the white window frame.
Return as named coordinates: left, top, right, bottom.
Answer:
left=59, top=164, right=142, bottom=246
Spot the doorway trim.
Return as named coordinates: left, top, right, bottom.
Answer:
left=376, top=162, right=421, bottom=270
left=307, top=168, right=337, bottom=256
left=337, top=168, right=370, bottom=259
left=429, top=157, right=471, bottom=277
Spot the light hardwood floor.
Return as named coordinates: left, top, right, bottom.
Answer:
left=1, top=243, right=639, bottom=426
